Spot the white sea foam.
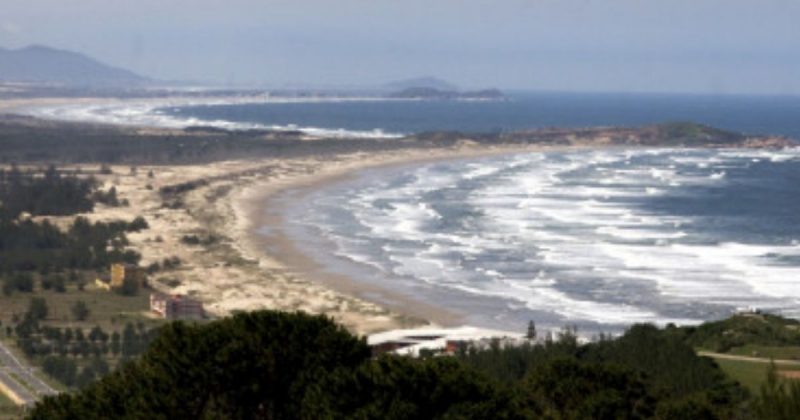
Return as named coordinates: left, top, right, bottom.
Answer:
left=294, top=148, right=800, bottom=331
left=23, top=97, right=407, bottom=139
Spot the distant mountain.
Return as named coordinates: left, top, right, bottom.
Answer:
left=383, top=77, right=458, bottom=91
left=389, top=87, right=506, bottom=101
left=0, top=45, right=150, bottom=87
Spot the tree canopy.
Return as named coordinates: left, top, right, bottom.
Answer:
left=30, top=311, right=759, bottom=419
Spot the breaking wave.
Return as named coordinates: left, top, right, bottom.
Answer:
left=22, top=97, right=405, bottom=139
left=287, top=147, right=800, bottom=332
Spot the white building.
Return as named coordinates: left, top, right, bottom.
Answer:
left=368, top=326, right=526, bottom=357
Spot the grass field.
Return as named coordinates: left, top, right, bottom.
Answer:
left=0, top=278, right=167, bottom=393
left=0, top=391, right=22, bottom=419
left=727, top=344, right=800, bottom=360
left=712, top=357, right=800, bottom=395
left=0, top=281, right=160, bottom=332
left=0, top=341, right=68, bottom=394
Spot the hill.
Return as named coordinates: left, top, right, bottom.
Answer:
left=676, top=312, right=800, bottom=354
left=0, top=45, right=149, bottom=87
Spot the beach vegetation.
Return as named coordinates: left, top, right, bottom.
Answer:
left=0, top=165, right=99, bottom=218
left=0, top=216, right=143, bottom=275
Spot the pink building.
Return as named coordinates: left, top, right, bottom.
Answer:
left=150, top=293, right=205, bottom=320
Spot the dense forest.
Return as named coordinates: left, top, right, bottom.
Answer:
left=0, top=165, right=100, bottom=218
left=28, top=310, right=799, bottom=419
left=0, top=166, right=145, bottom=274
left=0, top=215, right=143, bottom=275
left=457, top=324, right=746, bottom=418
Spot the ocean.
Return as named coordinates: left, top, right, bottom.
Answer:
left=36, top=91, right=800, bottom=333
left=161, top=91, right=800, bottom=140
left=166, top=92, right=800, bottom=334
left=286, top=148, right=800, bottom=334
left=31, top=91, right=800, bottom=140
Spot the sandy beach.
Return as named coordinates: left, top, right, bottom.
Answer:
left=228, top=145, right=569, bottom=333
left=238, top=145, right=580, bottom=331
left=5, top=96, right=789, bottom=336
left=22, top=140, right=557, bottom=335
left=0, top=96, right=563, bottom=335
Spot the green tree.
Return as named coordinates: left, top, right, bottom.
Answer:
left=88, top=326, right=105, bottom=342
left=751, top=362, right=800, bottom=420
left=41, top=356, right=77, bottom=388
left=52, top=275, right=67, bottom=293
left=110, top=331, right=121, bottom=356
left=521, top=358, right=654, bottom=419
left=88, top=358, right=110, bottom=377
left=71, top=300, right=90, bottom=321
left=76, top=366, right=96, bottom=389
left=526, top=320, right=537, bottom=340
left=115, top=276, right=139, bottom=296
left=306, top=356, right=523, bottom=419
left=654, top=396, right=718, bottom=420
left=30, top=311, right=370, bottom=418
left=121, top=323, right=138, bottom=357
left=10, top=273, right=34, bottom=293
left=27, top=297, right=48, bottom=321
left=129, top=216, right=149, bottom=232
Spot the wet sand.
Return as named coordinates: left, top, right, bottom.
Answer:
left=233, top=145, right=570, bottom=332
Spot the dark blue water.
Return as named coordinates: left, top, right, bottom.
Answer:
left=164, top=92, right=800, bottom=139
left=160, top=91, right=800, bottom=333
left=285, top=148, right=800, bottom=333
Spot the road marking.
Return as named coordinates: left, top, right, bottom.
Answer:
left=0, top=341, right=59, bottom=406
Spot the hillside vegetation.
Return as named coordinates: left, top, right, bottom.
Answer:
left=676, top=313, right=800, bottom=355
left=28, top=311, right=762, bottom=419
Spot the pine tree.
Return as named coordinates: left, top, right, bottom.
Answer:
left=526, top=320, right=537, bottom=341
left=27, top=297, right=48, bottom=321
left=71, top=300, right=90, bottom=321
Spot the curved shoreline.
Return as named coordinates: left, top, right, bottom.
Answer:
left=239, top=148, right=794, bottom=336
left=232, top=145, right=574, bottom=333
left=4, top=97, right=794, bottom=335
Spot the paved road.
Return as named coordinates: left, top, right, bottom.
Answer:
left=0, top=369, right=35, bottom=405
left=0, top=341, right=58, bottom=405
left=698, top=351, right=800, bottom=366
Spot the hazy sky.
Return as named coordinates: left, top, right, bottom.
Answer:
left=1, top=0, right=799, bottom=94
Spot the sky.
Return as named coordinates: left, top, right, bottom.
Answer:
left=1, top=0, right=799, bottom=94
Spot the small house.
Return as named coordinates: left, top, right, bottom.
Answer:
left=150, top=293, right=205, bottom=320
left=111, top=263, right=146, bottom=288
